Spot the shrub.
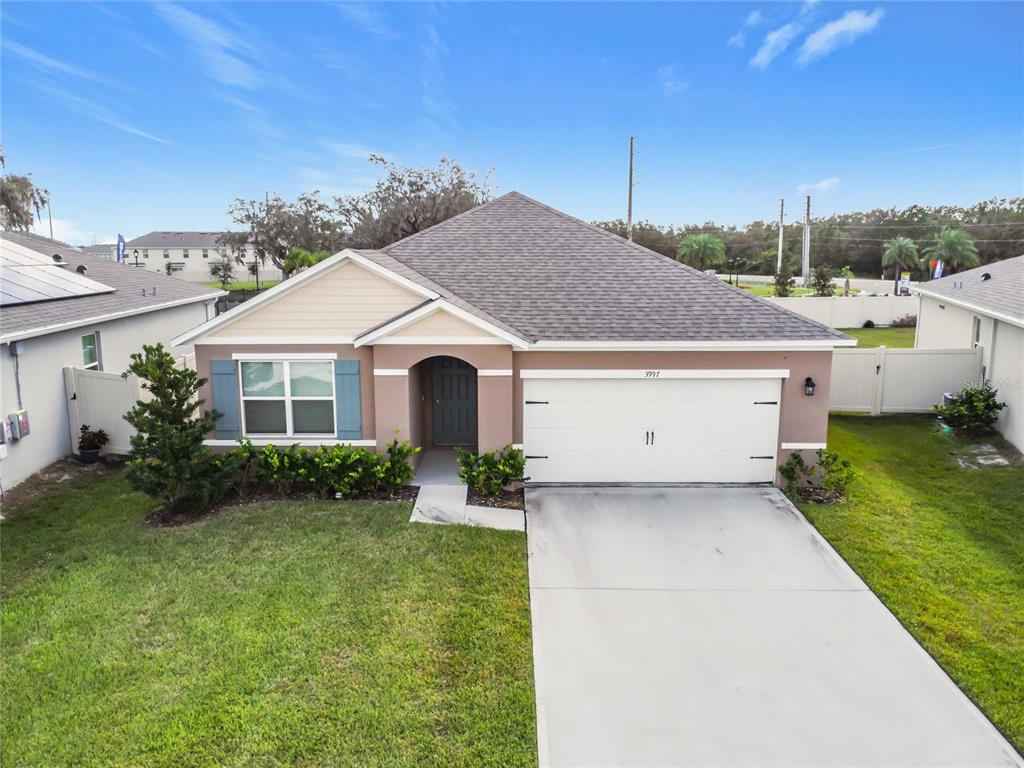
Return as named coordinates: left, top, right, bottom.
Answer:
left=78, top=425, right=110, bottom=452
left=256, top=443, right=309, bottom=496
left=778, top=452, right=808, bottom=495
left=811, top=264, right=834, bottom=297
left=300, top=445, right=378, bottom=498
left=862, top=319, right=876, bottom=328
left=771, top=262, right=796, bottom=297
left=382, top=439, right=419, bottom=493
left=815, top=448, right=856, bottom=495
left=123, top=343, right=231, bottom=516
left=934, top=382, right=1006, bottom=432
left=892, top=313, right=917, bottom=328
left=456, top=445, right=527, bottom=496
left=227, top=439, right=261, bottom=499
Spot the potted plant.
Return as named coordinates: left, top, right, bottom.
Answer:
left=78, top=425, right=110, bottom=464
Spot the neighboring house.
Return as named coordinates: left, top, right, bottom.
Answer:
left=124, top=231, right=284, bottom=283
left=0, top=231, right=223, bottom=489
left=914, top=255, right=1024, bottom=450
left=81, top=243, right=116, bottom=259
left=175, top=193, right=854, bottom=485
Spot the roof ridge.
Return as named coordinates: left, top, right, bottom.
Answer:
left=379, top=192, right=519, bottom=254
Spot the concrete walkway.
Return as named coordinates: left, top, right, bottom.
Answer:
left=409, top=450, right=524, bottom=532
left=526, top=486, right=1022, bottom=767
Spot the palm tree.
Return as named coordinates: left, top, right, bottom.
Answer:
left=881, top=235, right=920, bottom=278
left=924, top=228, right=979, bottom=274
left=676, top=233, right=725, bottom=271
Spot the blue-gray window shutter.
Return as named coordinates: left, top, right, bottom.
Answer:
left=210, top=359, right=241, bottom=439
left=334, top=359, right=362, bottom=440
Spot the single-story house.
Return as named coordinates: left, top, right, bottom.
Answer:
left=174, top=192, right=855, bottom=485
left=914, top=255, right=1023, bottom=451
left=0, top=231, right=223, bottom=489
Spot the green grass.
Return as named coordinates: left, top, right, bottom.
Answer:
left=0, top=470, right=536, bottom=767
left=839, top=325, right=916, bottom=347
left=799, top=415, right=1024, bottom=751
left=203, top=280, right=280, bottom=291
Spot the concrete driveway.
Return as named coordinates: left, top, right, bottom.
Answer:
left=526, top=486, right=1022, bottom=767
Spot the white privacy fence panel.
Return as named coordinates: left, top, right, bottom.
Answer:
left=64, top=367, right=143, bottom=455
left=829, top=347, right=983, bottom=414
left=765, top=295, right=918, bottom=328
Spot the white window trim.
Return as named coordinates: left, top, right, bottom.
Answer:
left=478, top=369, right=513, bottom=376
left=205, top=438, right=376, bottom=448
left=233, top=352, right=338, bottom=360
left=239, top=359, right=337, bottom=439
left=519, top=368, right=791, bottom=380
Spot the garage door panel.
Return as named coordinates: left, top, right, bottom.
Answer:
left=523, top=375, right=782, bottom=484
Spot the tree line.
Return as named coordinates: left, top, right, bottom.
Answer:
left=596, top=197, right=1024, bottom=278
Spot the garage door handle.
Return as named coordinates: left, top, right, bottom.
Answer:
left=525, top=400, right=549, bottom=405
left=753, top=401, right=778, bottom=405
left=651, top=430, right=655, bottom=445
left=525, top=455, right=548, bottom=459
left=749, top=455, right=774, bottom=459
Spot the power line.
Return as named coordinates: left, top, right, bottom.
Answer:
left=810, top=235, right=1024, bottom=243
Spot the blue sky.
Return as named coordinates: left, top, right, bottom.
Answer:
left=2, top=1, right=1021, bottom=244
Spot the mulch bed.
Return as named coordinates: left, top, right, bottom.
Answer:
left=467, top=488, right=525, bottom=510
left=795, top=487, right=845, bottom=504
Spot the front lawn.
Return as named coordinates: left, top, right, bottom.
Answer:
left=0, top=466, right=536, bottom=767
left=799, top=415, right=1024, bottom=750
left=839, top=325, right=916, bottom=348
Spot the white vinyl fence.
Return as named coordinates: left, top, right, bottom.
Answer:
left=765, top=295, right=918, bottom=328
left=64, top=367, right=143, bottom=456
left=829, top=347, right=983, bottom=414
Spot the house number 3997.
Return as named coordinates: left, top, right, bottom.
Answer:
left=645, top=370, right=661, bottom=378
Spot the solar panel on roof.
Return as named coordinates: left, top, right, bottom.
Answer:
left=0, top=243, right=116, bottom=307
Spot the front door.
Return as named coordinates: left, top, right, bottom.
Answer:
left=432, top=357, right=478, bottom=446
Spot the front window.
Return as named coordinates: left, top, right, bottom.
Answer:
left=202, top=249, right=209, bottom=258
left=183, top=248, right=190, bottom=258
left=143, top=249, right=149, bottom=259
left=81, top=333, right=100, bottom=370
left=240, top=360, right=335, bottom=436
left=163, top=249, right=169, bottom=258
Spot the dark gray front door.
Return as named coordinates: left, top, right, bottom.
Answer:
left=432, top=357, right=477, bottom=446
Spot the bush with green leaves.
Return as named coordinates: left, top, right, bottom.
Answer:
left=771, top=262, right=796, bottom=297
left=811, top=264, right=834, bottom=297
left=123, top=343, right=231, bottom=516
left=934, top=382, right=1006, bottom=432
left=456, top=445, right=527, bottom=496
left=778, top=448, right=856, bottom=499
left=892, top=313, right=917, bottom=328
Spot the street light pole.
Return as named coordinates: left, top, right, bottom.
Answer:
left=133, top=249, right=140, bottom=268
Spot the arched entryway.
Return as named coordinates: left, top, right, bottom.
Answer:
left=409, top=355, right=478, bottom=450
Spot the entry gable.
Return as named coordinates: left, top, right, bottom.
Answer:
left=356, top=300, right=529, bottom=348
left=174, top=249, right=437, bottom=345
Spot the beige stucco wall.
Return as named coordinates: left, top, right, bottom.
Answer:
left=194, top=343, right=377, bottom=440
left=207, top=260, right=423, bottom=339
left=512, top=350, right=834, bottom=462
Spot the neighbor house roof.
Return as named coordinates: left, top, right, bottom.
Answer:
left=1, top=231, right=223, bottom=343
left=125, top=231, right=235, bottom=248
left=915, top=255, right=1023, bottom=326
left=379, top=192, right=850, bottom=343
left=80, top=243, right=115, bottom=256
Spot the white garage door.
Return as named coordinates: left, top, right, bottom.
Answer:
left=522, top=372, right=784, bottom=483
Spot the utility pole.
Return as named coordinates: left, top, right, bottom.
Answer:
left=776, top=198, right=785, bottom=272
left=801, top=195, right=811, bottom=286
left=47, top=200, right=54, bottom=240
left=626, top=136, right=636, bottom=242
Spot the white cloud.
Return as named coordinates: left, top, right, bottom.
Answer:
left=154, top=4, right=263, bottom=89
left=798, top=8, right=885, bottom=66
left=29, top=80, right=169, bottom=145
left=337, top=3, right=398, bottom=40
left=876, top=143, right=955, bottom=158
left=797, top=177, right=841, bottom=196
left=2, top=39, right=123, bottom=88
left=31, top=217, right=115, bottom=247
left=750, top=24, right=799, bottom=68
left=657, top=65, right=689, bottom=95
left=799, top=0, right=819, bottom=17
left=727, top=9, right=764, bottom=48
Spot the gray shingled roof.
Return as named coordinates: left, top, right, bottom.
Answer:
left=126, top=231, right=234, bottom=248
left=916, top=255, right=1023, bottom=323
left=380, top=192, right=849, bottom=342
left=1, top=231, right=222, bottom=342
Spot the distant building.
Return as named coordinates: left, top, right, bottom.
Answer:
left=81, top=243, right=116, bottom=259
left=124, top=231, right=283, bottom=283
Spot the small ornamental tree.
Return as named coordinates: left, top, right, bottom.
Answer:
left=123, top=343, right=229, bottom=516
left=811, top=264, right=834, bottom=296
left=209, top=254, right=236, bottom=289
left=771, top=261, right=796, bottom=297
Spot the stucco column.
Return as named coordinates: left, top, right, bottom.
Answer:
left=477, top=372, right=513, bottom=452
left=374, top=371, right=410, bottom=450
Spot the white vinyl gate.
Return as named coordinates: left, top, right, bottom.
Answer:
left=63, top=367, right=144, bottom=455
left=522, top=371, right=784, bottom=484
left=829, top=347, right=983, bottom=414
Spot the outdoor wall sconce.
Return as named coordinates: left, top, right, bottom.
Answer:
left=804, top=377, right=816, bottom=396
